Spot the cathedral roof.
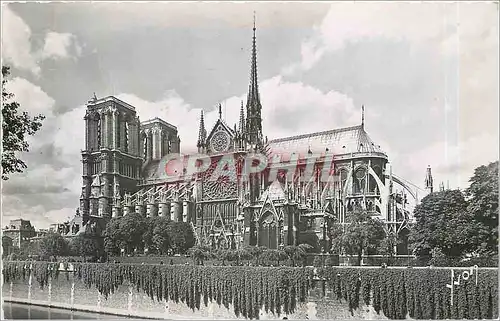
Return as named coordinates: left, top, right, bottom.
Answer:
left=267, top=124, right=386, bottom=159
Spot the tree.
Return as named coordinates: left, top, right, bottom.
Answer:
left=2, top=66, right=45, bottom=180
left=70, top=227, right=104, bottom=261
left=39, top=232, right=69, bottom=260
left=465, top=161, right=499, bottom=256
left=167, top=221, right=195, bottom=254
left=103, top=213, right=147, bottom=255
left=332, top=210, right=386, bottom=266
left=228, top=247, right=252, bottom=266
left=103, top=218, right=123, bottom=255
left=152, top=218, right=172, bottom=254
left=143, top=216, right=167, bottom=253
left=378, top=231, right=399, bottom=265
left=409, top=190, right=477, bottom=264
left=2, top=236, right=13, bottom=257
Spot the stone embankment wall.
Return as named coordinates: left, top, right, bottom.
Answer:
left=3, top=273, right=385, bottom=320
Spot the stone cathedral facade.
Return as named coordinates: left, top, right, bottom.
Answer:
left=77, top=23, right=420, bottom=253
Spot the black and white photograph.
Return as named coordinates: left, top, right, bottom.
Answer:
left=1, top=1, right=498, bottom=320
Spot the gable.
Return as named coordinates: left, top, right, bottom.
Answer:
left=206, top=119, right=235, bottom=144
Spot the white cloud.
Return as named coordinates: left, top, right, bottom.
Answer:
left=41, top=32, right=80, bottom=60
left=1, top=6, right=82, bottom=76
left=5, top=77, right=55, bottom=116
left=285, top=2, right=498, bottom=73
left=116, top=76, right=360, bottom=154
left=1, top=6, right=41, bottom=75
left=406, top=132, right=499, bottom=190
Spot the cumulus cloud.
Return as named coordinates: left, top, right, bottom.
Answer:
left=285, top=2, right=498, bottom=73
left=1, top=6, right=82, bottom=76
left=5, top=77, right=55, bottom=117
left=1, top=6, right=41, bottom=75
left=116, top=76, right=360, bottom=154
left=2, top=79, right=84, bottom=229
left=41, top=32, right=81, bottom=60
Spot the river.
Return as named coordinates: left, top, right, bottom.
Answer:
left=2, top=302, right=139, bottom=319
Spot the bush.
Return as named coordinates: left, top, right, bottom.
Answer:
left=312, top=255, right=324, bottom=267
left=324, top=254, right=339, bottom=266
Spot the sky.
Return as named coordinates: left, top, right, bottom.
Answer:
left=1, top=2, right=498, bottom=229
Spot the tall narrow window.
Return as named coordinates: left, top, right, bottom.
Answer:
left=96, top=115, right=101, bottom=150
left=354, top=168, right=366, bottom=194
left=125, top=122, right=129, bottom=153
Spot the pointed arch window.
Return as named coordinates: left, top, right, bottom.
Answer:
left=354, top=167, right=367, bottom=194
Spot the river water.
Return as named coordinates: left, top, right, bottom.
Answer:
left=2, top=302, right=137, bottom=319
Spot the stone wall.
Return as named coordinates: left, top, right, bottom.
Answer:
left=2, top=273, right=388, bottom=320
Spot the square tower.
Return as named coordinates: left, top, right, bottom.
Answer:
left=80, top=96, right=143, bottom=224
left=140, top=117, right=180, bottom=161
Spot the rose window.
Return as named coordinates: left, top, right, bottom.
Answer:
left=210, top=131, right=230, bottom=153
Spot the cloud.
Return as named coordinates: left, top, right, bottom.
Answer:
left=285, top=2, right=498, bottom=74
left=2, top=79, right=84, bottom=229
left=116, top=76, right=359, bottom=154
left=406, top=132, right=499, bottom=190
left=5, top=77, right=55, bottom=116
left=1, top=6, right=41, bottom=75
left=1, top=6, right=82, bottom=75
left=41, top=32, right=81, bottom=60
left=78, top=2, right=328, bottom=29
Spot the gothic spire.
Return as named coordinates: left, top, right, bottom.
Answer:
left=218, top=103, right=222, bottom=120
left=361, top=105, right=365, bottom=128
left=197, top=110, right=206, bottom=148
left=239, top=100, right=245, bottom=133
left=245, top=11, right=263, bottom=146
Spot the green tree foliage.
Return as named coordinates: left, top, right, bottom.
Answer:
left=378, top=231, right=399, bottom=264
left=70, top=227, right=104, bottom=261
left=103, top=218, right=122, bottom=255
left=465, top=161, right=499, bottom=255
left=410, top=189, right=476, bottom=264
left=331, top=209, right=386, bottom=266
left=143, top=216, right=166, bottom=253
left=152, top=217, right=172, bottom=254
left=39, top=232, right=69, bottom=260
left=1, top=66, right=45, bottom=180
left=103, top=215, right=195, bottom=256
left=103, top=213, right=147, bottom=255
left=167, top=221, right=195, bottom=254
left=2, top=236, right=13, bottom=257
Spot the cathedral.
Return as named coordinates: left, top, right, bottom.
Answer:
left=78, top=21, right=423, bottom=254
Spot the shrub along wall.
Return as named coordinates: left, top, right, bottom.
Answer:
left=2, top=261, right=498, bottom=320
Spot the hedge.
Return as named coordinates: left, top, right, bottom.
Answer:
left=2, top=261, right=498, bottom=320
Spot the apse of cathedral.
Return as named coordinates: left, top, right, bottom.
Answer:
left=77, top=20, right=418, bottom=254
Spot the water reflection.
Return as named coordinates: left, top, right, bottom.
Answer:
left=3, top=302, right=136, bottom=319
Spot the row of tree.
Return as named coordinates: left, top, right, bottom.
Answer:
left=409, top=161, right=498, bottom=266
left=103, top=213, right=196, bottom=256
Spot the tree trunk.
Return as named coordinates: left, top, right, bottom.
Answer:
left=357, top=250, right=363, bottom=266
